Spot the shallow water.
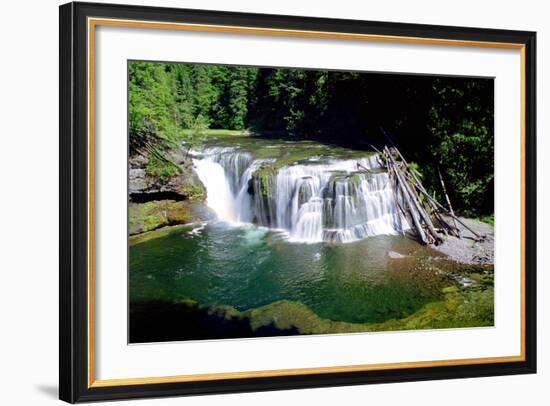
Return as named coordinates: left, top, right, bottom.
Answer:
left=130, top=220, right=457, bottom=324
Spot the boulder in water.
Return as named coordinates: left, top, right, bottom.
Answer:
left=388, top=251, right=409, bottom=259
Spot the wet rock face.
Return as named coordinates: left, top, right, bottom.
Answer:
left=129, top=168, right=149, bottom=193
left=129, top=153, right=205, bottom=201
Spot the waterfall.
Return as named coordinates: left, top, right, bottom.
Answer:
left=193, top=147, right=408, bottom=243
left=193, top=157, right=236, bottom=221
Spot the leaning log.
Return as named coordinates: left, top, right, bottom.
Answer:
left=389, top=147, right=458, bottom=239
left=384, top=148, right=431, bottom=244
left=438, top=167, right=461, bottom=238
left=385, top=147, right=442, bottom=245
left=411, top=181, right=484, bottom=240
left=376, top=144, right=484, bottom=245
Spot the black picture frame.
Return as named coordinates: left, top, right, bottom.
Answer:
left=59, top=1, right=537, bottom=403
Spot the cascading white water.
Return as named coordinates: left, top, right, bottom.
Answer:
left=193, top=157, right=236, bottom=221
left=193, top=147, right=408, bottom=243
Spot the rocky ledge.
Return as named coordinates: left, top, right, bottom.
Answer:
left=129, top=151, right=206, bottom=234
left=129, top=200, right=193, bottom=235
left=129, top=151, right=206, bottom=201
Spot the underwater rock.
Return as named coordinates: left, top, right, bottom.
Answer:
left=388, top=251, right=409, bottom=259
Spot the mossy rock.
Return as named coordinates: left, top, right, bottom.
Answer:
left=176, top=168, right=206, bottom=201
left=346, top=173, right=365, bottom=186
left=153, top=282, right=494, bottom=337
left=129, top=224, right=188, bottom=245
left=244, top=300, right=370, bottom=335
left=178, top=183, right=206, bottom=200
left=251, top=164, right=276, bottom=200
left=242, top=283, right=493, bottom=334
left=129, top=200, right=193, bottom=235
left=370, top=286, right=494, bottom=331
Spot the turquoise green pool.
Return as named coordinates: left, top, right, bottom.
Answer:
left=129, top=221, right=461, bottom=325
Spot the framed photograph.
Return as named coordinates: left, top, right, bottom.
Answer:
left=59, top=1, right=536, bottom=403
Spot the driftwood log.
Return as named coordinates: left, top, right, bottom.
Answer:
left=373, top=145, right=485, bottom=245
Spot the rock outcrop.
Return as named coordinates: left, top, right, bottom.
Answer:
left=129, top=151, right=206, bottom=235
left=129, top=152, right=206, bottom=201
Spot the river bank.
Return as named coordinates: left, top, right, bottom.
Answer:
left=432, top=216, right=495, bottom=265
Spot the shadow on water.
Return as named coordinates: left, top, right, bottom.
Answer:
left=129, top=300, right=299, bottom=343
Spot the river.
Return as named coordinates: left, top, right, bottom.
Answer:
left=129, top=135, right=494, bottom=342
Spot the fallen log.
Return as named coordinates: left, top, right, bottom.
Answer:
left=389, top=146, right=459, bottom=238
left=410, top=181, right=485, bottom=241
left=384, top=146, right=440, bottom=244
left=438, top=167, right=461, bottom=239
left=376, top=144, right=483, bottom=245
left=387, top=166, right=407, bottom=236
left=389, top=148, right=443, bottom=242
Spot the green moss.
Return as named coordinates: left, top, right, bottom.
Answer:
left=129, top=224, right=188, bottom=245
left=173, top=297, right=243, bottom=321
left=204, top=134, right=375, bottom=169
left=179, top=183, right=206, bottom=200
left=154, top=278, right=493, bottom=336
left=145, top=154, right=181, bottom=182
left=180, top=128, right=244, bottom=138
left=442, top=286, right=459, bottom=294
left=129, top=200, right=193, bottom=235
left=254, top=148, right=284, bottom=160
left=370, top=286, right=494, bottom=331
left=206, top=303, right=242, bottom=320
left=274, top=147, right=326, bottom=167
left=251, top=164, right=276, bottom=199
left=174, top=297, right=199, bottom=307
left=476, top=214, right=494, bottom=225
left=248, top=142, right=373, bottom=200
left=244, top=300, right=367, bottom=334
left=243, top=285, right=493, bottom=334
left=346, top=173, right=364, bottom=186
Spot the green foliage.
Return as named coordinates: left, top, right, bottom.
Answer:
left=427, top=79, right=494, bottom=216
left=129, top=62, right=259, bottom=176
left=129, top=61, right=494, bottom=216
left=408, top=161, right=424, bottom=180
left=228, top=68, right=256, bottom=129
left=178, top=183, right=206, bottom=201
left=145, top=153, right=180, bottom=182
left=129, top=63, right=173, bottom=145
left=476, top=214, right=495, bottom=225
left=185, top=114, right=209, bottom=150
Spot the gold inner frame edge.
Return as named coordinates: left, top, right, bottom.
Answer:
left=86, top=17, right=527, bottom=388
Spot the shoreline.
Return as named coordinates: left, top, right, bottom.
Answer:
left=432, top=216, right=495, bottom=265
left=129, top=278, right=494, bottom=343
